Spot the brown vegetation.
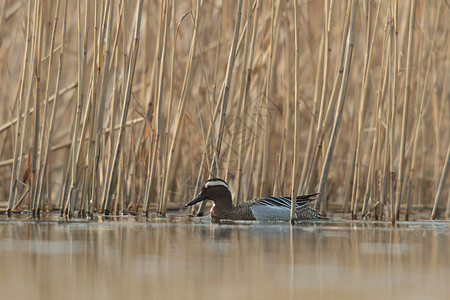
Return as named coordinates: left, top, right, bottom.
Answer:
left=0, top=0, right=448, bottom=221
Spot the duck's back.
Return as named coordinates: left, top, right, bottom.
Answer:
left=248, top=197, right=291, bottom=221
left=249, top=196, right=322, bottom=221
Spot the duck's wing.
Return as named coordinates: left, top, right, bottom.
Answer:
left=251, top=194, right=318, bottom=209
left=249, top=197, right=292, bottom=220
left=248, top=195, right=318, bottom=221
left=251, top=196, right=291, bottom=209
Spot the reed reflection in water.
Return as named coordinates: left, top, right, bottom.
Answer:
left=0, top=215, right=448, bottom=300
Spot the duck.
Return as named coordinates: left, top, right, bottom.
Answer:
left=185, top=178, right=324, bottom=221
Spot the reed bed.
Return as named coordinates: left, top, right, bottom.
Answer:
left=0, top=0, right=448, bottom=221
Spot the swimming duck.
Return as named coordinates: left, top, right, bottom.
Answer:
left=185, top=178, right=324, bottom=221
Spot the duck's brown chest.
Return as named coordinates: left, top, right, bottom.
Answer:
left=210, top=205, right=256, bottom=220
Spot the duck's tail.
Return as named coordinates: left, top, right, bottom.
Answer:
left=295, top=193, right=327, bottom=219
left=295, top=193, right=319, bottom=203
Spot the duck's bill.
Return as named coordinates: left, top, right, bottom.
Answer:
left=185, top=192, right=208, bottom=207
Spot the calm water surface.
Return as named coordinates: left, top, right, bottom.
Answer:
left=0, top=214, right=448, bottom=300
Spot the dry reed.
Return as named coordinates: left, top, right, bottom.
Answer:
left=0, top=0, right=448, bottom=221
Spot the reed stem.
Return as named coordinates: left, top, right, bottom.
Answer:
left=316, top=0, right=358, bottom=209
left=103, top=0, right=144, bottom=214
left=394, top=0, right=417, bottom=221
left=290, top=0, right=300, bottom=224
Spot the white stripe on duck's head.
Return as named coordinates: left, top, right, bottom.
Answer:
left=185, top=178, right=232, bottom=208
left=204, top=178, right=230, bottom=190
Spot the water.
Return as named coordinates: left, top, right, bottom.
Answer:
left=0, top=214, right=448, bottom=300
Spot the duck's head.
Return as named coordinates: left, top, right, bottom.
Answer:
left=185, top=178, right=232, bottom=209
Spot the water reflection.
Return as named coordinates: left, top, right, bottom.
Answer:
left=0, top=215, right=448, bottom=300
